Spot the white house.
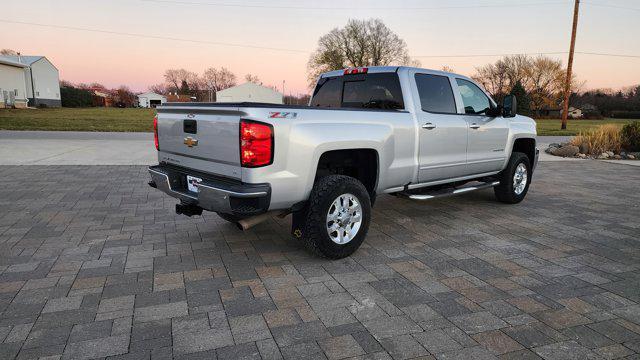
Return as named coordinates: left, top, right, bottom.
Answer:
left=568, top=107, right=583, bottom=119
left=0, top=57, right=29, bottom=108
left=216, top=82, right=283, bottom=104
left=0, top=55, right=61, bottom=107
left=138, top=92, right=167, bottom=108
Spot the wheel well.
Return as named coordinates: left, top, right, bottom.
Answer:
left=315, top=149, right=378, bottom=198
left=513, top=138, right=536, bottom=166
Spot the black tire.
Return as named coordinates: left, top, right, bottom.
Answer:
left=494, top=151, right=531, bottom=204
left=301, top=175, right=371, bottom=259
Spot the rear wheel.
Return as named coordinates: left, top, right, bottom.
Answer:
left=494, top=152, right=531, bottom=204
left=300, top=175, right=371, bottom=259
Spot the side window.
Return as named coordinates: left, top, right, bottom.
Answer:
left=415, top=74, right=456, bottom=114
left=456, top=78, right=490, bottom=115
left=310, top=77, right=342, bottom=108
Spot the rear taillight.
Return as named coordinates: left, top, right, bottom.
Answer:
left=240, top=120, right=273, bottom=167
left=153, top=115, right=159, bottom=150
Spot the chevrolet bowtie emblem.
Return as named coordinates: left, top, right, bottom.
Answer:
left=183, top=137, right=198, bottom=147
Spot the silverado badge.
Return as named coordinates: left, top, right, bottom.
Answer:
left=183, top=137, right=198, bottom=147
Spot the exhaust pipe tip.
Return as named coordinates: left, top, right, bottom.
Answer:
left=236, top=210, right=288, bottom=231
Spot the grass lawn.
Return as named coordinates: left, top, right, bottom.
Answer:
left=0, top=107, right=155, bottom=132
left=536, top=118, right=637, bottom=136
left=0, top=107, right=637, bottom=135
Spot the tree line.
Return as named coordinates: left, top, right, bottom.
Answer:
left=59, top=81, right=136, bottom=108
left=150, top=69, right=257, bottom=102
left=305, top=19, right=639, bottom=118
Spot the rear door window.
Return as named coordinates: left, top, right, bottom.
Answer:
left=415, top=74, right=457, bottom=114
left=310, top=73, right=404, bottom=110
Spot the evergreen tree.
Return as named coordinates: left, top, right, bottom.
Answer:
left=510, top=80, right=531, bottom=116
left=179, top=80, right=190, bottom=95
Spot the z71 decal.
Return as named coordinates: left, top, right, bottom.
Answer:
left=269, top=112, right=297, bottom=119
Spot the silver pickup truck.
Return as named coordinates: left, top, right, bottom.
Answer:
left=149, top=66, right=538, bottom=258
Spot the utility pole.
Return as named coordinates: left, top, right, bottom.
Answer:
left=282, top=80, right=286, bottom=104
left=561, top=0, right=580, bottom=130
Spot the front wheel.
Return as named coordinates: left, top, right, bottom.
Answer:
left=300, top=175, right=371, bottom=259
left=494, top=152, right=531, bottom=204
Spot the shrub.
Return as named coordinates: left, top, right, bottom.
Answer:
left=61, top=86, right=93, bottom=107
left=611, top=111, right=640, bottom=119
left=570, top=124, right=622, bottom=155
left=621, top=121, right=640, bottom=151
left=510, top=81, right=531, bottom=116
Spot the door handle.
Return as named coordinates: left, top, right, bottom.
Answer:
left=469, top=123, right=480, bottom=129
left=422, top=123, right=436, bottom=130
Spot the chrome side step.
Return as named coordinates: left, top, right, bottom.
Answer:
left=401, top=181, right=500, bottom=201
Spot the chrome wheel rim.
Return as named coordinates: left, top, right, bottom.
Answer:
left=326, top=193, right=362, bottom=245
left=513, top=163, right=528, bottom=195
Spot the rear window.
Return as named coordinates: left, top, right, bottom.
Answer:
left=415, top=74, right=457, bottom=114
left=310, top=73, right=404, bottom=110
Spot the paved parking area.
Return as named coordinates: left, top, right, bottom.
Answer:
left=0, top=161, right=639, bottom=360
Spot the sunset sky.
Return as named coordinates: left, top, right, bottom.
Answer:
left=2, top=0, right=639, bottom=95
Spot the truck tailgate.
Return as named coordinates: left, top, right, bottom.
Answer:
left=156, top=106, right=242, bottom=179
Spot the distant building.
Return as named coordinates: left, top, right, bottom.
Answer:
left=138, top=92, right=167, bottom=108
left=216, top=83, right=283, bottom=104
left=0, top=55, right=61, bottom=107
left=0, top=57, right=29, bottom=108
left=568, top=107, right=583, bottom=119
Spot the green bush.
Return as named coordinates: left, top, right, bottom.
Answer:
left=621, top=121, right=640, bottom=151
left=61, top=86, right=93, bottom=107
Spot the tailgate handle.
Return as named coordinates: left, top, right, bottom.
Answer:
left=183, top=119, right=197, bottom=134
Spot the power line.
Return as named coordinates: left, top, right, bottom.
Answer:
left=576, top=51, right=640, bottom=58
left=2, top=19, right=639, bottom=59
left=414, top=51, right=640, bottom=58
left=139, top=0, right=570, bottom=10
left=0, top=19, right=309, bottom=54
left=413, top=52, right=568, bottom=58
left=582, top=1, right=640, bottom=12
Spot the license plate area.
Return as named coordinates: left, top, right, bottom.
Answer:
left=186, top=175, right=202, bottom=193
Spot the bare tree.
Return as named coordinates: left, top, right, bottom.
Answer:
left=202, top=67, right=236, bottom=101
left=0, top=49, right=17, bottom=56
left=164, top=69, right=197, bottom=94
left=472, top=54, right=580, bottom=110
left=59, top=80, right=74, bottom=88
left=307, top=19, right=419, bottom=88
left=113, top=86, right=136, bottom=107
left=149, top=83, right=169, bottom=95
left=244, top=74, right=262, bottom=85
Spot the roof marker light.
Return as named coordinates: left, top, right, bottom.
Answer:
left=343, top=67, right=368, bottom=75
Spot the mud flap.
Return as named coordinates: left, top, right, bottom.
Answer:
left=291, top=206, right=309, bottom=239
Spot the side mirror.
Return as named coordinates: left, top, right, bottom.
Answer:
left=503, top=95, right=517, bottom=118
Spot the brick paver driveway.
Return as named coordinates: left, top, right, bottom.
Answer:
left=0, top=161, right=639, bottom=360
